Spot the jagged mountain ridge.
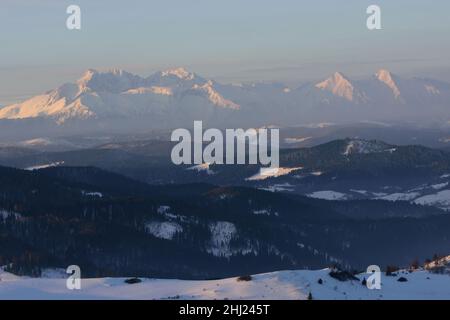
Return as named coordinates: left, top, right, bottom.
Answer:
left=0, top=68, right=449, bottom=133
left=0, top=67, right=240, bottom=125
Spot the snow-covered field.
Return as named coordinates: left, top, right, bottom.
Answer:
left=1, top=267, right=449, bottom=300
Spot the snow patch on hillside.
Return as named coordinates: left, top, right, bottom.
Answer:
left=207, top=221, right=237, bottom=258
left=343, top=139, right=392, bottom=156
left=377, top=192, right=421, bottom=201
left=246, top=167, right=302, bottom=181
left=350, top=189, right=369, bottom=195
left=253, top=209, right=279, bottom=217
left=261, top=183, right=295, bottom=193
left=307, top=191, right=348, bottom=200
left=0, top=210, right=22, bottom=221
left=19, top=138, right=53, bottom=146
left=413, top=190, right=450, bottom=211
left=187, top=163, right=215, bottom=175
left=145, top=222, right=183, bottom=240
left=25, top=161, right=64, bottom=171
left=284, top=137, right=312, bottom=144
left=431, top=182, right=449, bottom=190
left=81, top=191, right=103, bottom=198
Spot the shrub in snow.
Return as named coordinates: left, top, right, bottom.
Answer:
left=329, top=269, right=359, bottom=282
left=124, top=277, right=142, bottom=284
left=429, top=266, right=447, bottom=274
left=237, top=275, right=252, bottom=282
left=385, top=265, right=399, bottom=276
left=409, top=259, right=420, bottom=271
left=397, top=277, right=408, bottom=282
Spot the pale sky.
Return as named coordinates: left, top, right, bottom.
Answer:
left=1, top=0, right=450, bottom=105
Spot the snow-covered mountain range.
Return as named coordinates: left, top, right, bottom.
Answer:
left=0, top=68, right=449, bottom=135
left=0, top=68, right=240, bottom=125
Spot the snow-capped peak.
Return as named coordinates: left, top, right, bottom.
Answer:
left=192, top=80, right=240, bottom=109
left=375, top=69, right=401, bottom=99
left=76, top=68, right=145, bottom=94
left=315, top=72, right=356, bottom=101
left=78, top=68, right=143, bottom=82
left=161, top=67, right=195, bottom=80
left=0, top=67, right=243, bottom=124
left=77, top=69, right=98, bottom=85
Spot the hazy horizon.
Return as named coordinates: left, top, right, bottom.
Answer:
left=1, top=0, right=450, bottom=105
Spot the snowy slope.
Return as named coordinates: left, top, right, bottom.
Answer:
left=375, top=69, right=402, bottom=100
left=315, top=72, right=365, bottom=103
left=1, top=267, right=449, bottom=300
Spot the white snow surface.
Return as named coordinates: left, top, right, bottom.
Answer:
left=1, top=267, right=450, bottom=300
left=25, top=161, right=64, bottom=171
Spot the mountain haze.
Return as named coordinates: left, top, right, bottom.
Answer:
left=0, top=68, right=449, bottom=140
